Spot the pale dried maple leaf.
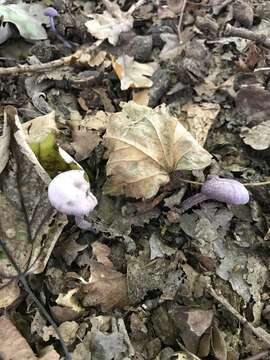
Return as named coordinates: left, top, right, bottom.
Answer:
left=104, top=101, right=212, bottom=199
left=85, top=1, right=133, bottom=45
left=112, top=55, right=158, bottom=90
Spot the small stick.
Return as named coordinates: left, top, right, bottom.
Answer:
left=208, top=285, right=270, bottom=347
left=0, top=239, right=71, bottom=360
left=177, top=0, right=187, bottom=43
left=0, top=50, right=82, bottom=76
left=171, top=176, right=270, bottom=188
left=224, top=24, right=270, bottom=48
left=243, top=350, right=270, bottom=360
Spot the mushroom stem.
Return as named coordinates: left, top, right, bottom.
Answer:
left=49, top=16, right=56, bottom=32
left=176, top=193, right=209, bottom=214
left=75, top=215, right=94, bottom=231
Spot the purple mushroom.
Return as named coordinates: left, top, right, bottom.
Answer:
left=48, top=170, right=98, bottom=230
left=44, top=7, right=59, bottom=32
left=179, top=175, right=249, bottom=213
left=44, top=7, right=72, bottom=48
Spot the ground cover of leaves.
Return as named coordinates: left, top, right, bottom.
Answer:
left=1, top=0, right=270, bottom=359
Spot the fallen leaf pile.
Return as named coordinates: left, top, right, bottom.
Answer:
left=2, top=0, right=270, bottom=359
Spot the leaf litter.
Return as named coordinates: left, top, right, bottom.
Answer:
left=1, top=0, right=270, bottom=359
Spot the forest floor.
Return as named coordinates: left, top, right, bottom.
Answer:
left=1, top=0, right=270, bottom=359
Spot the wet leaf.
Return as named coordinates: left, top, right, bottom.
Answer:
left=104, top=101, right=212, bottom=199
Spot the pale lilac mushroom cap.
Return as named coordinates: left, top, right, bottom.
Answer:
left=48, top=170, right=98, bottom=217
left=44, top=7, right=59, bottom=18
left=179, top=175, right=250, bottom=213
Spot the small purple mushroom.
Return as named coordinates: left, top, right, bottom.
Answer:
left=44, top=7, right=59, bottom=32
left=48, top=170, right=98, bottom=230
left=44, top=7, right=72, bottom=48
left=179, top=175, right=249, bottom=213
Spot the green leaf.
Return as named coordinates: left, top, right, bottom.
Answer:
left=0, top=3, right=47, bottom=41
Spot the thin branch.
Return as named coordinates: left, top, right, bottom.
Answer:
left=243, top=351, right=270, bottom=360
left=128, top=0, right=146, bottom=14
left=207, top=285, right=270, bottom=347
left=172, top=176, right=270, bottom=188
left=223, top=24, right=270, bottom=49
left=0, top=49, right=85, bottom=76
left=0, top=239, right=71, bottom=360
left=177, top=0, right=187, bottom=43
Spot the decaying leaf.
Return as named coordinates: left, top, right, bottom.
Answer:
left=89, top=316, right=134, bottom=359
left=56, top=288, right=84, bottom=314
left=22, top=111, right=81, bottom=177
left=0, top=316, right=37, bottom=360
left=69, top=111, right=109, bottom=161
left=0, top=3, right=48, bottom=42
left=168, top=305, right=214, bottom=354
left=79, top=260, right=129, bottom=310
left=180, top=102, right=220, bottom=145
left=92, top=242, right=114, bottom=268
left=149, top=233, right=176, bottom=260
left=85, top=0, right=133, bottom=45
left=210, top=323, right=227, bottom=360
left=241, top=121, right=270, bottom=150
left=0, top=106, right=67, bottom=307
left=104, top=101, right=212, bottom=199
left=112, top=55, right=158, bottom=90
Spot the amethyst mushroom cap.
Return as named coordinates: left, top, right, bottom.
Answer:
left=179, top=175, right=250, bottom=213
left=48, top=170, right=98, bottom=229
left=201, top=176, right=249, bottom=205
left=44, top=7, right=59, bottom=32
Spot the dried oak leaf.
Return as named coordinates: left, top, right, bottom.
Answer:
left=79, top=260, right=129, bottom=310
left=104, top=102, right=212, bottom=199
left=112, top=55, right=158, bottom=90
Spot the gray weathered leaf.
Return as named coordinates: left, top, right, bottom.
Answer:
left=0, top=106, right=67, bottom=308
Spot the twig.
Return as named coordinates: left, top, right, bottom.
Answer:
left=208, top=285, right=270, bottom=347
left=0, top=239, right=71, bottom=360
left=128, top=0, right=146, bottom=14
left=243, top=350, right=270, bottom=360
left=244, top=180, right=270, bottom=187
left=0, top=49, right=84, bottom=76
left=224, top=24, right=270, bottom=48
left=177, top=0, right=187, bottom=43
left=254, top=67, right=270, bottom=72
left=171, top=176, right=270, bottom=188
